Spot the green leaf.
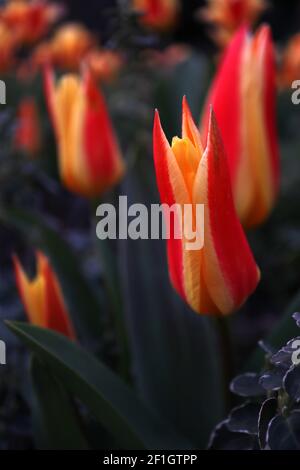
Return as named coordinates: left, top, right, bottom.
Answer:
left=6, top=321, right=191, bottom=450
left=246, top=291, right=300, bottom=371
left=30, top=355, right=89, bottom=449
left=0, top=206, right=103, bottom=341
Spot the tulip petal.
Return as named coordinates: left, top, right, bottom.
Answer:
left=13, top=255, right=46, bottom=326
left=239, top=25, right=278, bottom=227
left=194, top=110, right=260, bottom=315
left=201, top=27, right=247, bottom=183
left=182, top=95, right=203, bottom=155
left=83, top=71, right=124, bottom=194
left=38, top=252, right=76, bottom=340
left=154, top=108, right=206, bottom=313
left=153, top=111, right=185, bottom=299
left=259, top=25, right=280, bottom=193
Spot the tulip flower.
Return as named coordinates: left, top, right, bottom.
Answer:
left=0, top=0, right=62, bottom=45
left=44, top=67, right=125, bottom=197
left=133, top=0, right=179, bottom=31
left=13, top=251, right=75, bottom=339
left=153, top=98, right=260, bottom=316
left=279, top=33, right=300, bottom=89
left=15, top=97, right=41, bottom=157
left=0, top=23, right=16, bottom=73
left=201, top=26, right=279, bottom=228
left=200, top=0, right=266, bottom=46
left=49, top=23, right=94, bottom=70
left=85, top=50, right=123, bottom=83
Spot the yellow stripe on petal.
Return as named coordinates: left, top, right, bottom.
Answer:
left=169, top=136, right=203, bottom=313
left=193, top=151, right=234, bottom=315
left=14, top=257, right=46, bottom=326
left=54, top=75, right=91, bottom=195
left=238, top=33, right=275, bottom=227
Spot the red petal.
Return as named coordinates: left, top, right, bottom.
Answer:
left=259, top=25, right=280, bottom=193
left=201, top=27, right=247, bottom=183
left=153, top=110, right=185, bottom=300
left=204, top=110, right=259, bottom=310
left=38, top=252, right=76, bottom=340
left=83, top=71, right=123, bottom=187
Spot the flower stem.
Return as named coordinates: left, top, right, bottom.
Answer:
left=215, top=316, right=234, bottom=412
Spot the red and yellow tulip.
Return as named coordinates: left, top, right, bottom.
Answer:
left=49, top=23, right=94, bottom=70
left=200, top=0, right=266, bottom=46
left=279, top=33, right=300, bottom=89
left=44, top=67, right=125, bottom=197
left=15, top=97, right=41, bottom=157
left=14, top=251, right=75, bottom=339
left=85, top=49, right=123, bottom=83
left=0, top=0, right=61, bottom=45
left=153, top=98, right=260, bottom=316
left=133, top=0, right=179, bottom=31
left=0, top=22, right=16, bottom=72
left=201, top=26, right=279, bottom=228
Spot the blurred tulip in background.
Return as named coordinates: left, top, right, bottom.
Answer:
left=0, top=0, right=62, bottom=45
left=13, top=251, right=75, bottom=339
left=201, top=26, right=280, bottom=228
left=132, top=0, right=180, bottom=31
left=200, top=0, right=267, bottom=46
left=44, top=67, right=125, bottom=197
left=279, top=33, right=300, bottom=89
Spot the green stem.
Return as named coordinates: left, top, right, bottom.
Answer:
left=215, top=316, right=234, bottom=412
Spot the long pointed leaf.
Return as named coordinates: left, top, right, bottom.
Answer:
left=6, top=321, right=191, bottom=450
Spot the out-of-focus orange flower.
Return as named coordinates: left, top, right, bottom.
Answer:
left=85, top=49, right=123, bottom=82
left=49, top=23, right=94, bottom=70
left=200, top=0, right=267, bottom=46
left=31, top=40, right=53, bottom=67
left=15, top=97, right=41, bottom=157
left=153, top=98, right=260, bottom=316
left=201, top=26, right=279, bottom=229
left=14, top=251, right=76, bottom=339
left=0, top=22, right=16, bottom=72
left=133, top=0, right=180, bottom=31
left=279, top=33, right=300, bottom=89
left=0, top=0, right=62, bottom=45
left=44, top=67, right=125, bottom=198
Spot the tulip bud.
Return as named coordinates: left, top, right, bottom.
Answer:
left=153, top=98, right=260, bottom=315
left=44, top=67, right=125, bottom=197
left=0, top=0, right=62, bottom=45
left=14, top=251, right=75, bottom=339
left=133, top=0, right=179, bottom=31
left=200, top=0, right=266, bottom=46
left=50, top=23, right=94, bottom=70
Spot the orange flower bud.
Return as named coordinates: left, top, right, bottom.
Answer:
left=201, top=26, right=280, bottom=228
left=153, top=98, right=260, bottom=316
left=133, top=0, right=180, bottom=31
left=44, top=67, right=125, bottom=197
left=85, top=49, right=123, bottom=83
left=0, top=0, right=62, bottom=45
left=279, top=33, right=300, bottom=89
left=50, top=23, right=94, bottom=70
left=200, top=0, right=266, bottom=46
left=14, top=251, right=75, bottom=339
left=15, top=97, right=41, bottom=157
